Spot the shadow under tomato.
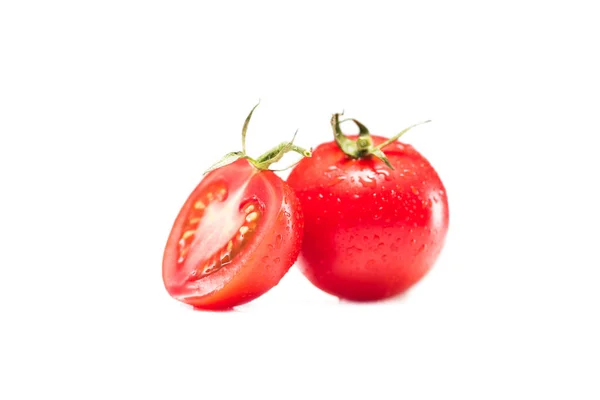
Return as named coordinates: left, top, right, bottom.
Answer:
left=191, top=305, right=239, bottom=313
left=336, top=288, right=415, bottom=306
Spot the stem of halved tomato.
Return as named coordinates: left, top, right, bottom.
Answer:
left=204, top=103, right=312, bottom=175
left=331, top=113, right=431, bottom=170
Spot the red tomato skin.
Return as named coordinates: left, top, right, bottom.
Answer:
left=287, top=135, right=449, bottom=301
left=162, top=159, right=304, bottom=310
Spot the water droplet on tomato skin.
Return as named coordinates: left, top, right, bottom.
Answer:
left=262, top=255, right=270, bottom=262
left=419, top=244, right=428, bottom=253
left=410, top=239, right=417, bottom=245
left=411, top=186, right=419, bottom=195
left=346, top=245, right=364, bottom=257
left=358, top=175, right=377, bottom=188
left=273, top=257, right=281, bottom=263
left=365, top=259, right=377, bottom=270
left=375, top=169, right=391, bottom=181
left=377, top=242, right=385, bottom=250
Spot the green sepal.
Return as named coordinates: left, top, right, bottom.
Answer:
left=369, top=147, right=393, bottom=169
left=203, top=151, right=246, bottom=175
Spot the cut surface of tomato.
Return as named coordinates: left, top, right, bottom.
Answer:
left=163, top=158, right=303, bottom=309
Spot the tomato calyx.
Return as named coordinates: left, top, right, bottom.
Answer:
left=204, top=103, right=312, bottom=175
left=331, top=113, right=431, bottom=169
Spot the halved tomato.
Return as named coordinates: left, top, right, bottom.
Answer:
left=162, top=105, right=308, bottom=310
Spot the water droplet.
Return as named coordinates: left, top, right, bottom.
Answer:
left=318, top=193, right=324, bottom=199
left=274, top=257, right=281, bottom=263
left=363, top=236, right=369, bottom=241
left=411, top=186, right=419, bottom=195
left=419, top=244, right=427, bottom=253
left=359, top=174, right=377, bottom=187
left=410, top=239, right=416, bottom=245
left=377, top=242, right=385, bottom=250
left=375, top=169, right=391, bottom=181
left=346, top=245, right=364, bottom=256
left=374, top=235, right=380, bottom=240
left=381, top=254, right=388, bottom=262
left=275, top=234, right=283, bottom=249
left=336, top=197, right=341, bottom=203
left=262, top=256, right=269, bottom=262
left=353, top=194, right=360, bottom=199
left=366, top=259, right=376, bottom=270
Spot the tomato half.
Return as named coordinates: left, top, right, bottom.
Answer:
left=163, top=158, right=303, bottom=310
left=287, top=120, right=449, bottom=301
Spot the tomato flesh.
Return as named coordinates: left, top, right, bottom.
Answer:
left=287, top=136, right=449, bottom=301
left=163, top=159, right=303, bottom=309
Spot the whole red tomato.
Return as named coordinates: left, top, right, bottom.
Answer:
left=163, top=105, right=310, bottom=310
left=287, top=114, right=449, bottom=301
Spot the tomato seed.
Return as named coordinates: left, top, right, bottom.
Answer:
left=246, top=212, right=258, bottom=222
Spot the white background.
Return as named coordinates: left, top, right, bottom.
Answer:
left=1, top=1, right=599, bottom=399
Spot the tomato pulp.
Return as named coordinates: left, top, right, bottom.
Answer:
left=288, top=118, right=449, bottom=301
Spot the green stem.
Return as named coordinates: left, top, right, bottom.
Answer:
left=330, top=112, right=431, bottom=170
left=203, top=103, right=311, bottom=175
left=241, top=102, right=261, bottom=154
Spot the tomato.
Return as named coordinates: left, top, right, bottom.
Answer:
left=287, top=114, right=449, bottom=301
left=162, top=106, right=309, bottom=310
